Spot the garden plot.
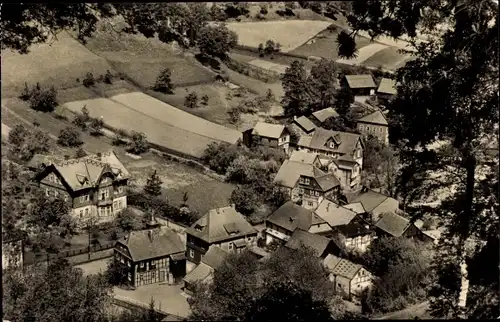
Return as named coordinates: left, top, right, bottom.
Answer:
left=226, top=20, right=332, bottom=52
left=247, top=59, right=289, bottom=74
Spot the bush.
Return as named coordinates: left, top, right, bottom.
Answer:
left=202, top=142, right=245, bottom=175
left=8, top=124, right=29, bottom=146
left=227, top=107, right=242, bottom=125
left=184, top=92, right=198, bottom=109
left=89, top=117, right=104, bottom=136
left=103, top=70, right=114, bottom=84
left=75, top=148, right=87, bottom=158
left=201, top=94, right=209, bottom=106
left=128, top=131, right=148, bottom=155
left=19, top=82, right=31, bottom=101
left=57, top=127, right=83, bottom=147
left=210, top=4, right=227, bottom=21
left=112, top=128, right=128, bottom=146
left=255, top=13, right=266, bottom=20
left=116, top=208, right=144, bottom=232
left=82, top=72, right=96, bottom=87
left=28, top=84, right=58, bottom=112
left=153, top=68, right=174, bottom=94
left=106, top=258, right=129, bottom=286
left=260, top=4, right=268, bottom=14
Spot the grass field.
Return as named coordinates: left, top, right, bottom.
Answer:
left=361, top=46, right=413, bottom=70
left=227, top=20, right=332, bottom=52
left=1, top=31, right=115, bottom=97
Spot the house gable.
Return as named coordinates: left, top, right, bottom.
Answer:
left=36, top=166, right=74, bottom=194
left=115, top=241, right=133, bottom=260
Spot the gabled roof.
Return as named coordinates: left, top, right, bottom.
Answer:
left=375, top=212, right=411, bottom=237
left=252, top=122, right=286, bottom=139
left=185, top=206, right=257, bottom=244
left=294, top=116, right=317, bottom=133
left=342, top=202, right=366, bottom=214
left=183, top=262, right=212, bottom=284
left=41, top=150, right=129, bottom=191
left=27, top=154, right=60, bottom=169
left=312, top=108, right=339, bottom=123
left=298, top=128, right=361, bottom=155
left=289, top=151, right=320, bottom=165
left=267, top=201, right=326, bottom=233
left=315, top=199, right=357, bottom=227
left=345, top=188, right=394, bottom=213
left=201, top=246, right=230, bottom=270
left=377, top=78, right=397, bottom=95
left=344, top=75, right=376, bottom=89
left=328, top=256, right=363, bottom=280
left=315, top=174, right=341, bottom=191
left=273, top=160, right=328, bottom=189
left=118, top=227, right=186, bottom=262
left=323, top=254, right=342, bottom=271
left=357, top=110, right=388, bottom=126
left=285, top=229, right=335, bottom=257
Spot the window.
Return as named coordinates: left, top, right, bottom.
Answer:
left=228, top=242, right=234, bottom=250
left=99, top=208, right=103, bottom=217
left=105, top=190, right=109, bottom=198
left=128, top=273, right=132, bottom=281
left=314, top=191, right=319, bottom=197
left=304, top=178, right=310, bottom=185
left=189, top=249, right=195, bottom=258
left=85, top=208, right=89, bottom=216
left=114, top=201, right=118, bottom=209
left=299, top=188, right=304, bottom=194
left=329, top=142, right=335, bottom=148
left=308, top=201, right=314, bottom=207
left=45, top=188, right=49, bottom=197
left=359, top=125, right=364, bottom=131
left=64, top=195, right=68, bottom=202
left=79, top=210, right=83, bottom=218
left=54, top=190, right=58, bottom=197
left=140, top=262, right=144, bottom=268
left=246, top=236, right=252, bottom=242
left=118, top=200, right=122, bottom=209
left=118, top=186, right=123, bottom=193
left=380, top=127, right=383, bottom=133
left=366, top=126, right=370, bottom=132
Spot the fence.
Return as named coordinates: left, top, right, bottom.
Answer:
left=24, top=241, right=115, bottom=266
left=112, top=295, right=186, bottom=320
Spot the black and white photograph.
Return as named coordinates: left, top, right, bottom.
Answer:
left=1, top=1, right=498, bottom=321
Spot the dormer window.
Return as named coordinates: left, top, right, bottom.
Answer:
left=195, top=224, right=204, bottom=232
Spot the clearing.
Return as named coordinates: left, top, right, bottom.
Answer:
left=226, top=20, right=332, bottom=52
left=290, top=25, right=372, bottom=61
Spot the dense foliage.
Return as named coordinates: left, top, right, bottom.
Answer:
left=57, top=127, right=83, bottom=147
left=197, top=24, right=238, bottom=61
left=153, top=68, right=174, bottom=94
left=8, top=124, right=51, bottom=161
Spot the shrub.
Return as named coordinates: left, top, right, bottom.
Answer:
left=128, top=131, right=148, bottom=155
left=153, top=68, right=174, bottom=94
left=210, top=4, right=227, bottom=21
left=112, top=128, right=128, bottom=146
left=75, top=148, right=87, bottom=158
left=82, top=72, right=96, bottom=87
left=201, top=94, right=209, bottom=106
left=57, top=127, right=83, bottom=147
left=103, top=70, right=114, bottom=84
left=227, top=107, right=242, bottom=125
left=116, top=208, right=144, bottom=232
left=8, top=124, right=29, bottom=146
left=260, top=4, right=268, bottom=14
left=106, top=258, right=129, bottom=286
left=89, top=117, right=104, bottom=136
left=266, top=89, right=275, bottom=101
left=144, top=170, right=163, bottom=197
left=255, top=13, right=266, bottom=20
left=28, top=85, right=58, bottom=112
left=184, top=92, right=198, bottom=109
left=202, top=142, right=244, bottom=174
left=19, top=82, right=31, bottom=101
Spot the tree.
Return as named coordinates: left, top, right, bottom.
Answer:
left=266, top=89, right=275, bottom=101
left=28, top=85, right=58, bottom=112
left=224, top=2, right=250, bottom=19
left=245, top=281, right=335, bottom=322
left=210, top=4, right=227, bottom=21
left=309, top=58, right=338, bottom=111
left=144, top=170, right=163, bottom=197
left=322, top=115, right=351, bottom=132
left=197, top=24, right=238, bottom=61
left=89, top=117, right=104, bottom=136
left=340, top=1, right=498, bottom=318
left=202, top=142, right=244, bottom=175
left=3, top=258, right=113, bottom=322
left=260, top=4, right=268, bottom=15
left=281, top=60, right=313, bottom=117
left=116, top=208, right=143, bottom=232
left=106, top=258, right=129, bottom=286
left=227, top=107, right=242, bottom=125
left=8, top=124, right=29, bottom=146
left=103, top=70, right=114, bottom=84
left=82, top=72, right=96, bottom=87
left=184, top=91, right=198, bottom=109
left=264, top=39, right=281, bottom=57
left=229, top=184, right=260, bottom=215
left=334, top=86, right=355, bottom=116
left=57, top=127, right=83, bottom=147
left=128, top=131, right=148, bottom=155
left=75, top=148, right=87, bottom=158
left=8, top=126, right=51, bottom=161
left=153, top=68, right=174, bottom=94
left=201, top=94, right=209, bottom=106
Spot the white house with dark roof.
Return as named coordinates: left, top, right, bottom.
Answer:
left=32, top=150, right=129, bottom=226
left=265, top=201, right=332, bottom=245
left=356, top=110, right=389, bottom=144
left=376, top=78, right=397, bottom=106
left=185, top=205, right=257, bottom=270
left=297, top=128, right=364, bottom=191
left=244, top=121, right=290, bottom=153
left=323, top=254, right=373, bottom=301
left=274, top=156, right=341, bottom=210
left=342, top=74, right=377, bottom=96
left=315, top=199, right=373, bottom=252
left=182, top=246, right=230, bottom=295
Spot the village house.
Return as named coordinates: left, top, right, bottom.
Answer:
left=297, top=128, right=364, bottom=191
left=341, top=74, right=377, bottom=97
left=31, top=150, right=129, bottom=227
left=185, top=206, right=257, bottom=271
left=293, top=115, right=317, bottom=135
left=285, top=228, right=343, bottom=258
left=265, top=201, right=332, bottom=245
left=243, top=121, right=290, bottom=153
left=356, top=110, right=390, bottom=145
left=315, top=199, right=373, bottom=253
left=311, top=107, right=339, bottom=126
left=376, top=77, right=397, bottom=106
left=323, top=254, right=373, bottom=302
left=182, top=246, right=230, bottom=295
left=374, top=212, right=433, bottom=242
left=274, top=154, right=340, bottom=210
left=341, top=186, right=400, bottom=223
left=113, top=225, right=186, bottom=287
left=2, top=233, right=25, bottom=270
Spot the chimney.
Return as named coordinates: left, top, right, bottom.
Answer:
left=148, top=229, right=153, bottom=243
left=289, top=217, right=294, bottom=222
